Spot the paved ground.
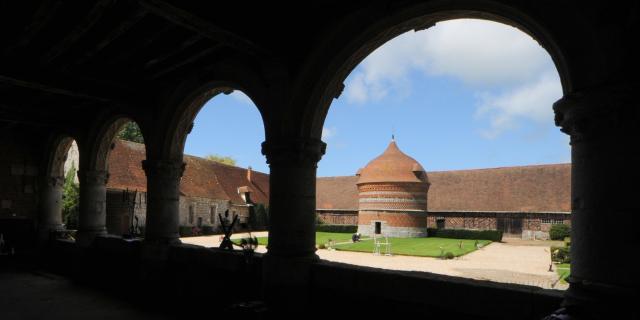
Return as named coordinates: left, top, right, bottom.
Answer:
left=181, top=232, right=566, bottom=290
left=0, top=269, right=172, bottom=320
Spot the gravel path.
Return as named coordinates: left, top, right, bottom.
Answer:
left=181, top=233, right=563, bottom=290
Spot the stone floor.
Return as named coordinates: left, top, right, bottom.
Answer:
left=181, top=232, right=566, bottom=290
left=0, top=265, right=172, bottom=320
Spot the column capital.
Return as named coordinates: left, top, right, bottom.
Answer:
left=261, top=138, right=326, bottom=166
left=142, top=159, right=185, bottom=179
left=78, top=170, right=109, bottom=185
left=553, top=83, right=639, bottom=144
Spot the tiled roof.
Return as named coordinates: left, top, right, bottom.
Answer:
left=108, top=140, right=570, bottom=213
left=316, top=176, right=359, bottom=210
left=106, top=140, right=269, bottom=205
left=428, top=164, right=571, bottom=213
left=106, top=140, right=147, bottom=192
left=316, top=164, right=571, bottom=213
left=357, top=140, right=428, bottom=184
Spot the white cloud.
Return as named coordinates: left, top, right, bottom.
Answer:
left=475, top=72, right=562, bottom=138
left=344, top=19, right=553, bottom=104
left=322, top=126, right=337, bottom=140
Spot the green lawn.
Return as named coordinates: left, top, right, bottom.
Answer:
left=256, top=232, right=362, bottom=246
left=556, top=263, right=570, bottom=284
left=335, top=237, right=491, bottom=257
left=256, top=232, right=491, bottom=258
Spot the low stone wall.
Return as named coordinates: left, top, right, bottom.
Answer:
left=46, top=236, right=563, bottom=318
left=310, top=260, right=563, bottom=319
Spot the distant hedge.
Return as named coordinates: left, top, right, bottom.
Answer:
left=427, top=228, right=503, bottom=242
left=316, top=224, right=357, bottom=233
left=550, top=224, right=571, bottom=240
left=179, top=226, right=194, bottom=237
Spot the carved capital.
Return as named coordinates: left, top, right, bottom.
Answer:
left=142, top=159, right=185, bottom=180
left=78, top=170, right=109, bottom=185
left=261, top=139, right=326, bottom=166
left=553, top=84, right=639, bottom=144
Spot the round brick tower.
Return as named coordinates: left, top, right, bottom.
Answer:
left=356, top=139, right=430, bottom=237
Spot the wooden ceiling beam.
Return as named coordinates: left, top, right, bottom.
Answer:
left=0, top=73, right=118, bottom=103
left=3, top=1, right=63, bottom=55
left=72, top=8, right=149, bottom=67
left=148, top=45, right=221, bottom=79
left=40, top=0, right=115, bottom=65
left=143, top=34, right=202, bottom=70
left=138, top=0, right=268, bottom=56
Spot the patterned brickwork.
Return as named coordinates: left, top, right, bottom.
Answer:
left=358, top=211, right=427, bottom=228
left=318, top=212, right=358, bottom=225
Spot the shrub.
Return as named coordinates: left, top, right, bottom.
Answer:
left=550, top=224, right=570, bottom=240
left=318, top=243, right=326, bottom=249
left=564, top=237, right=571, bottom=247
left=551, top=246, right=571, bottom=263
left=316, top=224, right=357, bottom=233
left=201, top=225, right=214, bottom=235
left=179, top=226, right=193, bottom=237
left=445, top=252, right=455, bottom=259
left=427, top=228, right=503, bottom=242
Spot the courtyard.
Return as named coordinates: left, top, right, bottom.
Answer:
left=181, top=232, right=566, bottom=290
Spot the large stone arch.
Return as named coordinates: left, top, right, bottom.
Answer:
left=290, top=1, right=581, bottom=140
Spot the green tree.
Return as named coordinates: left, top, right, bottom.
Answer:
left=62, top=165, right=80, bottom=229
left=117, top=121, right=144, bottom=143
left=204, top=154, right=237, bottom=166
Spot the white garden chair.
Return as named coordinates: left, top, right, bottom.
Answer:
left=373, top=235, right=392, bottom=256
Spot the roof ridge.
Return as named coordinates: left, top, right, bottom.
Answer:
left=427, top=163, right=571, bottom=173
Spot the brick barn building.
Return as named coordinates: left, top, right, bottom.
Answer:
left=105, top=139, right=570, bottom=239
left=317, top=141, right=571, bottom=240
left=105, top=140, right=269, bottom=235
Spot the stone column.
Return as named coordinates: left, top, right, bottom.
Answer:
left=551, top=85, right=639, bottom=318
left=37, top=176, right=64, bottom=241
left=142, top=159, right=185, bottom=245
left=261, top=138, right=326, bottom=312
left=76, top=170, right=109, bottom=247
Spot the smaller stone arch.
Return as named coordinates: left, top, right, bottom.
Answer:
left=45, top=135, right=75, bottom=179
left=89, top=116, right=144, bottom=173
left=159, top=82, right=268, bottom=162
left=38, top=135, right=78, bottom=240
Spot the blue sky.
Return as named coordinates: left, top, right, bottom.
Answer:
left=184, top=19, right=569, bottom=177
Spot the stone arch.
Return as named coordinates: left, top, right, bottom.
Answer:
left=85, top=114, right=146, bottom=173
left=150, top=63, right=271, bottom=162
left=45, top=135, right=76, bottom=179
left=296, top=1, right=576, bottom=139
left=38, top=134, right=79, bottom=240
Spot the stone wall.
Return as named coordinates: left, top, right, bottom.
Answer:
left=106, top=190, right=147, bottom=235
left=427, top=211, right=571, bottom=239
left=179, top=196, right=230, bottom=227
left=105, top=189, right=254, bottom=234
left=0, top=129, right=43, bottom=221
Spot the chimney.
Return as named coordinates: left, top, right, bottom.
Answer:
left=247, top=166, right=252, bottom=182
